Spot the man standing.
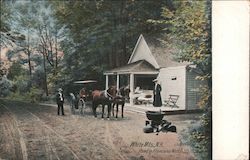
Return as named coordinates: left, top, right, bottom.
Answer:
left=56, top=88, right=65, bottom=115
left=153, top=79, right=162, bottom=107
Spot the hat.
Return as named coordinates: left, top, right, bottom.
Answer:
left=153, top=79, right=158, bottom=82
left=58, top=88, right=63, bottom=92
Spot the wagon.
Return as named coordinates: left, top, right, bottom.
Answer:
left=143, top=110, right=177, bottom=135
left=69, top=80, right=97, bottom=115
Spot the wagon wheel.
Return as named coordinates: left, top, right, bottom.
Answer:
left=71, top=99, right=75, bottom=114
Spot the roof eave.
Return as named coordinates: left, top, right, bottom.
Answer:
left=104, top=71, right=159, bottom=75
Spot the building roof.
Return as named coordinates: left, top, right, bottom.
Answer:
left=104, top=60, right=159, bottom=75
left=104, top=34, right=190, bottom=75
left=129, top=34, right=190, bottom=68
left=147, top=40, right=190, bottom=68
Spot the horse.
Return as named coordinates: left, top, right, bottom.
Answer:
left=111, top=86, right=130, bottom=118
left=92, top=86, right=117, bottom=119
left=120, top=86, right=130, bottom=101
left=70, top=93, right=86, bottom=115
left=69, top=93, right=77, bottom=114
left=69, top=89, right=87, bottom=115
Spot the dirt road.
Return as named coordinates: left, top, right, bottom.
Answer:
left=0, top=99, right=196, bottom=160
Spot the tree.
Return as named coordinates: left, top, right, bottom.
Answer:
left=3, top=1, right=66, bottom=96
left=0, top=75, right=13, bottom=97
left=0, top=0, right=25, bottom=48
left=7, top=61, right=27, bottom=80
left=3, top=1, right=40, bottom=77
left=35, top=2, right=66, bottom=95
left=1, top=1, right=25, bottom=78
left=148, top=1, right=211, bottom=159
left=52, top=0, right=170, bottom=91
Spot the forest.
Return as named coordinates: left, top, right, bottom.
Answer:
left=0, top=1, right=211, bottom=159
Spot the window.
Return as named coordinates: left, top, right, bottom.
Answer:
left=171, top=76, right=177, bottom=80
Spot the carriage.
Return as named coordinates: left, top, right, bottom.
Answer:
left=69, top=80, right=97, bottom=115
left=143, top=110, right=177, bottom=135
left=69, top=79, right=130, bottom=119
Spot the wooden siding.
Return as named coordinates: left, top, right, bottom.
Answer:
left=186, top=70, right=205, bottom=110
left=158, top=67, right=186, bottom=110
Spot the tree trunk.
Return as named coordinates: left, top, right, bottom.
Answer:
left=54, top=34, right=58, bottom=85
left=42, top=49, right=48, bottom=96
left=110, top=45, right=114, bottom=68
left=27, top=49, right=32, bottom=77
left=122, top=34, right=127, bottom=65
left=115, top=43, right=120, bottom=67
left=27, top=33, right=32, bottom=77
left=55, top=28, right=58, bottom=70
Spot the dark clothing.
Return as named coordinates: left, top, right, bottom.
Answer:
left=57, top=103, right=64, bottom=115
left=56, top=92, right=65, bottom=115
left=153, top=84, right=162, bottom=107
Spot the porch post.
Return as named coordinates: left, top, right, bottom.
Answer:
left=105, top=75, right=109, bottom=90
left=116, top=74, right=120, bottom=90
left=129, top=73, right=134, bottom=106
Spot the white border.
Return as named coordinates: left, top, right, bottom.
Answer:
left=213, top=1, right=249, bottom=159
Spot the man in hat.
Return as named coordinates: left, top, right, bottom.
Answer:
left=153, top=79, right=162, bottom=107
left=56, top=88, right=65, bottom=115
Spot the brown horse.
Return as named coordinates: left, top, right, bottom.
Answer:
left=119, top=86, right=130, bottom=102
left=111, top=86, right=130, bottom=118
left=92, top=86, right=116, bottom=118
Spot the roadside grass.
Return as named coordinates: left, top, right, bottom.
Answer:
left=179, top=113, right=211, bottom=160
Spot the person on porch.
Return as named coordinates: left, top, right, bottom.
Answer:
left=153, top=79, right=162, bottom=107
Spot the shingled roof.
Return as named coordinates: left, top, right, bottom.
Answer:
left=104, top=60, right=159, bottom=75
left=142, top=35, right=190, bottom=68
left=104, top=34, right=190, bottom=75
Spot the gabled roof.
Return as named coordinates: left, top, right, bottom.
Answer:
left=104, top=60, right=159, bottom=75
left=128, top=34, right=190, bottom=68
left=128, top=34, right=159, bottom=69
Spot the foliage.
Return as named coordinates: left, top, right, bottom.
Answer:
left=149, top=0, right=211, bottom=78
left=180, top=111, right=211, bottom=160
left=27, top=86, right=43, bottom=103
left=8, top=86, right=43, bottom=103
left=0, top=75, right=13, bottom=97
left=2, top=3, right=213, bottom=159
left=8, top=83, right=43, bottom=103
left=187, top=128, right=209, bottom=159
left=13, top=74, right=31, bottom=93
left=52, top=0, right=171, bottom=89
left=0, top=58, right=9, bottom=78
left=7, top=61, right=27, bottom=80
left=2, top=0, right=66, bottom=96
left=197, top=85, right=211, bottom=109
left=0, top=1, right=25, bottom=48
left=31, top=66, right=45, bottom=88
left=2, top=55, right=43, bottom=102
left=2, top=0, right=176, bottom=97
left=149, top=1, right=212, bottom=159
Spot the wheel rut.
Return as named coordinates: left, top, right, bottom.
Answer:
left=1, top=102, right=80, bottom=160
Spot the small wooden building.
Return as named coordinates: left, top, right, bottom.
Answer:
left=104, top=34, right=205, bottom=110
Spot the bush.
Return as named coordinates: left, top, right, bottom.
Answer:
left=0, top=75, right=13, bottom=97
left=189, top=129, right=210, bottom=159
left=13, top=75, right=31, bottom=93
left=41, top=93, right=56, bottom=103
left=8, top=86, right=43, bottom=103
left=180, top=112, right=211, bottom=160
left=9, top=91, right=25, bottom=101
left=27, top=87, right=43, bottom=103
left=41, top=94, right=49, bottom=101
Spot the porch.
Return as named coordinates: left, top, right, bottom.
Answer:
left=104, top=60, right=159, bottom=106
